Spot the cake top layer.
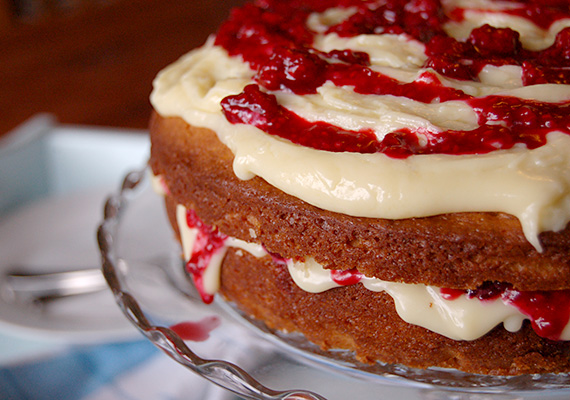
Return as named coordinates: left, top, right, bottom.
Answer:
left=150, top=0, right=570, bottom=251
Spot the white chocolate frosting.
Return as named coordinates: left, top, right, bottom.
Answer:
left=151, top=2, right=570, bottom=251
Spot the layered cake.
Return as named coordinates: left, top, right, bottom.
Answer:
left=148, top=0, right=570, bottom=375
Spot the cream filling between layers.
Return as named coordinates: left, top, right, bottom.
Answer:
left=175, top=204, right=267, bottom=295
left=151, top=38, right=570, bottom=252
left=170, top=200, right=570, bottom=342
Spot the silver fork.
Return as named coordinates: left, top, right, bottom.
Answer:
left=1, top=267, right=107, bottom=305
left=2, top=255, right=195, bottom=306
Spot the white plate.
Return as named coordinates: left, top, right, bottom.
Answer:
left=0, top=115, right=149, bottom=346
left=0, top=186, right=139, bottom=343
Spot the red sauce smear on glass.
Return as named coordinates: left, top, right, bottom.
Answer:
left=216, top=1, right=570, bottom=158
left=185, top=208, right=227, bottom=304
left=170, top=316, right=221, bottom=341
left=441, top=282, right=570, bottom=341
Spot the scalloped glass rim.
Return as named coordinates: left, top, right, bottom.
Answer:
left=97, top=169, right=570, bottom=399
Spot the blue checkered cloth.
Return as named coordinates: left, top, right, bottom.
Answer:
left=0, top=340, right=157, bottom=400
left=0, top=338, right=243, bottom=400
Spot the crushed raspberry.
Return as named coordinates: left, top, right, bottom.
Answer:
left=256, top=47, right=329, bottom=94
left=326, top=0, right=446, bottom=43
left=468, top=25, right=521, bottom=58
left=426, top=26, right=570, bottom=84
left=467, top=281, right=512, bottom=301
left=441, top=282, right=570, bottom=341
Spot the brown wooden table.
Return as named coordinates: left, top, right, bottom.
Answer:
left=0, top=0, right=247, bottom=137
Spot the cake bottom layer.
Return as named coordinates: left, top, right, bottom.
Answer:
left=159, top=191, right=570, bottom=376
left=215, top=249, right=570, bottom=376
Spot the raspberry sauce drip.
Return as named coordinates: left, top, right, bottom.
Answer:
left=503, top=288, right=570, bottom=341
left=441, top=282, right=570, bottom=341
left=331, top=268, right=364, bottom=286
left=216, top=1, right=570, bottom=158
left=439, top=288, right=464, bottom=301
left=185, top=208, right=227, bottom=304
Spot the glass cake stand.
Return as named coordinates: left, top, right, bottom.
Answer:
left=97, top=169, right=570, bottom=400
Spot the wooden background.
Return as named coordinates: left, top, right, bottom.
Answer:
left=0, top=0, right=248, bottom=137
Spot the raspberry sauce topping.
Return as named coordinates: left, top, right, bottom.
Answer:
left=216, top=1, right=570, bottom=158
left=221, top=84, right=569, bottom=158
left=184, top=208, right=228, bottom=304
left=222, top=85, right=382, bottom=154
left=441, top=282, right=570, bottom=341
